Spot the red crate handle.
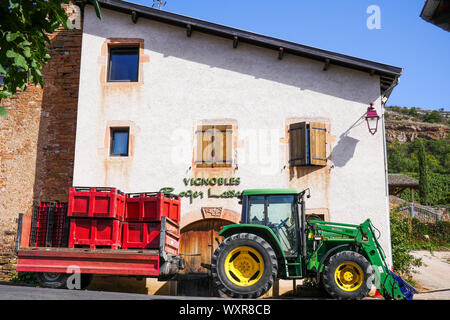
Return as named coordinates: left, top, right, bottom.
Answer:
left=72, top=186, right=122, bottom=193
left=127, top=193, right=144, bottom=198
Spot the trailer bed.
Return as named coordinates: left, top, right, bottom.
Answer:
left=17, top=247, right=161, bottom=276
left=15, top=213, right=182, bottom=279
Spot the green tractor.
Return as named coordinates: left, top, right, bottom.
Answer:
left=211, top=189, right=417, bottom=300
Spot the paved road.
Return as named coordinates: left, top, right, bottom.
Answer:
left=0, top=283, right=328, bottom=300
left=0, top=283, right=190, bottom=300
left=411, top=251, right=450, bottom=300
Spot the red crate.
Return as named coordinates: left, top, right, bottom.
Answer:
left=122, top=220, right=179, bottom=255
left=32, top=202, right=68, bottom=248
left=34, top=202, right=50, bottom=247
left=68, top=187, right=125, bottom=220
left=124, top=192, right=180, bottom=223
left=52, top=203, right=68, bottom=248
left=68, top=218, right=122, bottom=250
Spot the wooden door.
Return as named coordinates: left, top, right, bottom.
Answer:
left=179, top=219, right=233, bottom=274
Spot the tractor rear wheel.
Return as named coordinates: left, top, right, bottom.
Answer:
left=211, top=233, right=278, bottom=298
left=322, top=251, right=373, bottom=300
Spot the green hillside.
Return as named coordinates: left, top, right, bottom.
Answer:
left=386, top=106, right=449, bottom=207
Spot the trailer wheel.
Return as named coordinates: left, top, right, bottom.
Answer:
left=35, top=273, right=93, bottom=290
left=211, top=233, right=277, bottom=298
left=322, top=251, right=373, bottom=300
left=35, top=273, right=70, bottom=289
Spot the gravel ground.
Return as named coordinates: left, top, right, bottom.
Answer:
left=410, top=250, right=450, bottom=300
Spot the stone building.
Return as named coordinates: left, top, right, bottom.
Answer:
left=0, top=0, right=402, bottom=294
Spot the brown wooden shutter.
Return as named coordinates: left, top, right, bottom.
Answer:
left=195, top=126, right=214, bottom=167
left=213, top=125, right=232, bottom=167
left=289, top=122, right=307, bottom=166
left=309, top=122, right=327, bottom=166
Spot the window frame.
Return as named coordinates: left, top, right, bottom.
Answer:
left=110, top=127, right=130, bottom=157
left=107, top=45, right=140, bottom=83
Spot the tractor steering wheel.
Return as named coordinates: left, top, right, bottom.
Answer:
left=278, top=217, right=289, bottom=230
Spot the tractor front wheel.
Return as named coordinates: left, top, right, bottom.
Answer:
left=322, top=251, right=373, bottom=300
left=211, top=233, right=278, bottom=298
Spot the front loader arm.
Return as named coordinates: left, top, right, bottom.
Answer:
left=360, top=220, right=417, bottom=300
left=310, top=219, right=417, bottom=300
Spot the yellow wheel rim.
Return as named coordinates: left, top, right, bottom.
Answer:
left=334, top=262, right=364, bottom=292
left=224, top=246, right=264, bottom=287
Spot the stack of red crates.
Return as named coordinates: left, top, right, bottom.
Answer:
left=122, top=192, right=180, bottom=251
left=33, top=202, right=51, bottom=247
left=67, top=187, right=125, bottom=250
left=30, top=201, right=69, bottom=248
left=52, top=203, right=69, bottom=247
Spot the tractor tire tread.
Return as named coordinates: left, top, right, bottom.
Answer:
left=211, top=233, right=277, bottom=299
left=322, top=250, right=373, bottom=300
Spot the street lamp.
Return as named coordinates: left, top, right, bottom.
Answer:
left=365, top=103, right=380, bottom=135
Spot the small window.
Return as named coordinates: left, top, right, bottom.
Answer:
left=110, top=127, right=129, bottom=156
left=248, top=196, right=265, bottom=225
left=289, top=122, right=327, bottom=166
left=195, top=125, right=232, bottom=168
left=108, top=46, right=139, bottom=82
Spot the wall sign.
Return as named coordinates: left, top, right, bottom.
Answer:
left=159, top=177, right=242, bottom=204
left=201, top=207, right=223, bottom=218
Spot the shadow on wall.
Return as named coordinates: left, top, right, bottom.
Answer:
left=289, top=166, right=322, bottom=180
left=329, top=114, right=366, bottom=168
left=85, top=9, right=381, bottom=105
left=330, top=135, right=360, bottom=168
left=32, top=30, right=82, bottom=202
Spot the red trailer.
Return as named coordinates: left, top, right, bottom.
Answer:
left=15, top=212, right=184, bottom=289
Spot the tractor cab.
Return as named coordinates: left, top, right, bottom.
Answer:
left=239, top=189, right=303, bottom=256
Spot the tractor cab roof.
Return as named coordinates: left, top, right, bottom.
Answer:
left=242, top=189, right=300, bottom=196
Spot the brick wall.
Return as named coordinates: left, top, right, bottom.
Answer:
left=0, top=3, right=82, bottom=281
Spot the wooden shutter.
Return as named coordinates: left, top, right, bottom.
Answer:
left=309, top=122, right=327, bottom=166
left=289, top=122, right=307, bottom=166
left=213, top=125, right=232, bottom=167
left=195, top=126, right=214, bottom=167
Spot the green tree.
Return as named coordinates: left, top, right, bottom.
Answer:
left=417, top=140, right=430, bottom=205
left=390, top=210, right=422, bottom=276
left=0, top=0, right=101, bottom=117
left=423, top=110, right=444, bottom=124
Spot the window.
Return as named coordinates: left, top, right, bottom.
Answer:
left=108, top=46, right=139, bottom=82
left=247, top=195, right=298, bottom=254
left=195, top=125, right=232, bottom=168
left=248, top=196, right=265, bottom=225
left=110, top=127, right=129, bottom=156
left=289, top=122, right=327, bottom=166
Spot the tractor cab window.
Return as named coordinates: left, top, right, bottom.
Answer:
left=266, top=195, right=297, bottom=255
left=247, top=194, right=298, bottom=255
left=248, top=196, right=265, bottom=225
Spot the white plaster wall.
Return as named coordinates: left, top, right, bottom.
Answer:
left=74, top=7, right=391, bottom=262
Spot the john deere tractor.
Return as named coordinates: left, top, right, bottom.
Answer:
left=211, top=189, right=416, bottom=300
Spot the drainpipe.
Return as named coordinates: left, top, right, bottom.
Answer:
left=381, top=101, right=393, bottom=266
left=380, top=77, right=400, bottom=267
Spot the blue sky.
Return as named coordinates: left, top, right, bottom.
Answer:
left=128, top=0, right=449, bottom=111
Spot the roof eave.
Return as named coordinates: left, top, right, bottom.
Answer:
left=91, top=0, right=403, bottom=92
